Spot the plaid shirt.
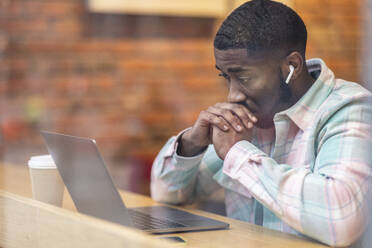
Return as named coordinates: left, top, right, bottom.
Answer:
left=151, top=59, right=372, bottom=247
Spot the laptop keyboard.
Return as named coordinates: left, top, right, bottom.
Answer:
left=128, top=209, right=186, bottom=230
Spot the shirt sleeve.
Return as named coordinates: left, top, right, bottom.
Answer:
left=151, top=128, right=223, bottom=204
left=222, top=99, right=372, bottom=247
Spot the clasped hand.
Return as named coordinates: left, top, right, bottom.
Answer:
left=179, top=102, right=257, bottom=160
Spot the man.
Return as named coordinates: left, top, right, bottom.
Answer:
left=151, top=0, right=372, bottom=246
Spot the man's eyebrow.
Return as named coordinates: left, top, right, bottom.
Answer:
left=227, top=67, right=245, bottom=73
left=215, top=65, right=249, bottom=73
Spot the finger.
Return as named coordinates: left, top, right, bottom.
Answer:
left=207, top=106, right=244, bottom=132
left=215, top=102, right=257, bottom=128
left=215, top=102, right=257, bottom=122
left=199, top=110, right=230, bottom=132
left=223, top=104, right=253, bottom=128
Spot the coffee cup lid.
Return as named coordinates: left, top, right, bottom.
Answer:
left=28, top=155, right=56, bottom=169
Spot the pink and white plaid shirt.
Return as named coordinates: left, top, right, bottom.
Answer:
left=151, top=59, right=372, bottom=247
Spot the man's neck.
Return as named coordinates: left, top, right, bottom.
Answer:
left=274, top=69, right=316, bottom=118
left=293, top=69, right=316, bottom=103
left=260, top=66, right=316, bottom=129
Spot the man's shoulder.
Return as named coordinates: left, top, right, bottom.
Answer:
left=318, top=79, right=372, bottom=124
left=331, top=79, right=372, bottom=101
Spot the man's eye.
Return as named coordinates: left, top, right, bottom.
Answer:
left=239, top=77, right=251, bottom=84
left=218, top=73, right=230, bottom=80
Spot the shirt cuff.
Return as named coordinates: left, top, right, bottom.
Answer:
left=172, top=128, right=207, bottom=168
left=223, top=140, right=265, bottom=178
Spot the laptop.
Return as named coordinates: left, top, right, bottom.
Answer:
left=41, top=131, right=229, bottom=233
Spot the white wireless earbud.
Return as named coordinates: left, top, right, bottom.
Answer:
left=285, top=65, right=294, bottom=84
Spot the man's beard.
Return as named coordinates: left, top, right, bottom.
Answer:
left=256, top=71, right=293, bottom=129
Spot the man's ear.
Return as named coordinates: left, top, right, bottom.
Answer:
left=280, top=51, right=304, bottom=82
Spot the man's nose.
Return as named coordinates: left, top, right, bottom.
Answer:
left=228, top=82, right=246, bottom=103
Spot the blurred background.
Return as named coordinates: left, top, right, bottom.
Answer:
left=0, top=0, right=371, bottom=195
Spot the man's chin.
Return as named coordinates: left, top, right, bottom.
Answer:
left=243, top=101, right=258, bottom=114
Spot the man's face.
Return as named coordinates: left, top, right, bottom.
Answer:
left=214, top=48, right=291, bottom=128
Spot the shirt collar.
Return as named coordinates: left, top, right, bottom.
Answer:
left=275, top=58, right=336, bottom=131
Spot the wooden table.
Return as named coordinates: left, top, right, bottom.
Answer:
left=0, top=163, right=327, bottom=248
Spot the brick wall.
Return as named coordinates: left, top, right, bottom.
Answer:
left=295, top=0, right=363, bottom=82
left=0, top=0, right=366, bottom=193
left=362, top=0, right=372, bottom=86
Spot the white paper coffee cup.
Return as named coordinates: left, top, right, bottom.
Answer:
left=28, top=155, right=64, bottom=207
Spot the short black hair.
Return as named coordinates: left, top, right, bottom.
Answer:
left=214, top=0, right=307, bottom=57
